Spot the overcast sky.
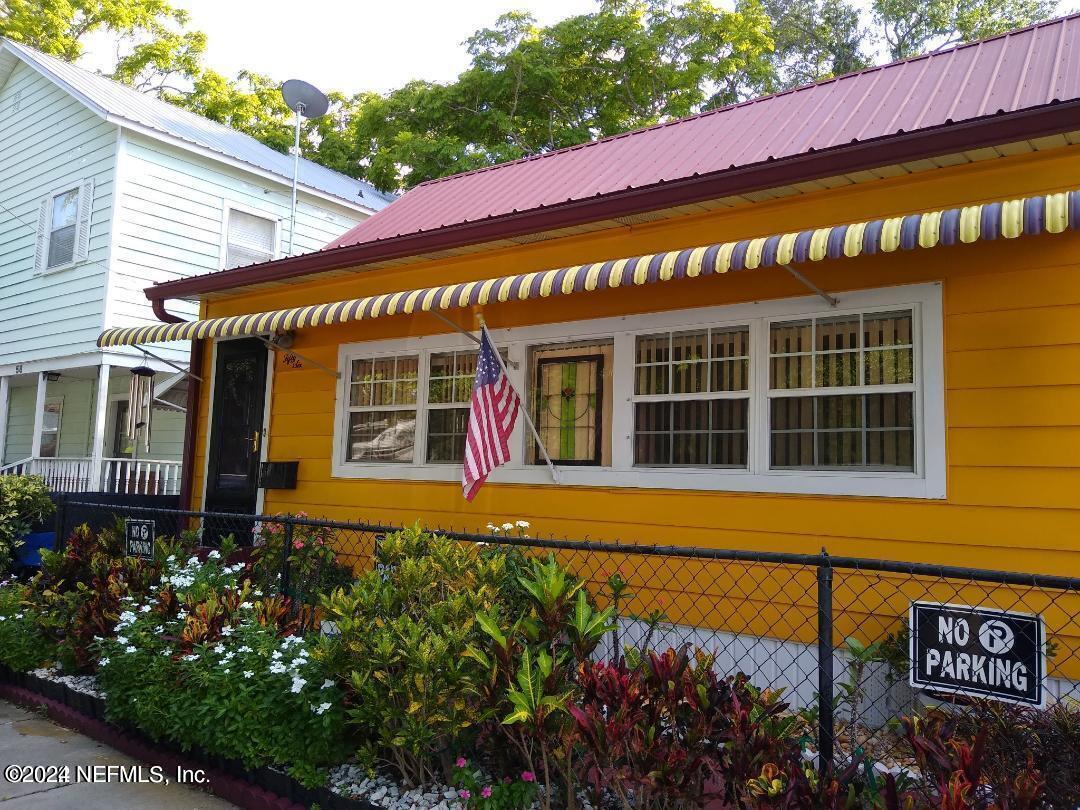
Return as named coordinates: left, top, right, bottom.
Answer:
left=93, top=0, right=600, bottom=95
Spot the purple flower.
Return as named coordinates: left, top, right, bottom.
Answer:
left=481, top=786, right=492, bottom=798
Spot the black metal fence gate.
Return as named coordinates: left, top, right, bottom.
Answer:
left=57, top=500, right=1080, bottom=772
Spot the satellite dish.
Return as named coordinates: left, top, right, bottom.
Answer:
left=281, top=79, right=329, bottom=118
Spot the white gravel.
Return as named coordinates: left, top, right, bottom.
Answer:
left=31, top=667, right=104, bottom=698
left=327, top=764, right=466, bottom=810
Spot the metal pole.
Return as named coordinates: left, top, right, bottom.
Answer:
left=288, top=104, right=303, bottom=257
left=281, top=521, right=294, bottom=600
left=817, top=550, right=835, bottom=771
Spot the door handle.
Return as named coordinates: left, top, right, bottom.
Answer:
left=247, top=430, right=260, bottom=454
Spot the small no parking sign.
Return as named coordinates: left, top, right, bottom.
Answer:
left=909, top=601, right=1045, bottom=707
left=124, top=519, right=155, bottom=560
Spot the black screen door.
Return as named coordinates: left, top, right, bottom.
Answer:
left=205, top=338, right=268, bottom=516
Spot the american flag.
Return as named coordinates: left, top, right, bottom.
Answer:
left=463, top=328, right=521, bottom=501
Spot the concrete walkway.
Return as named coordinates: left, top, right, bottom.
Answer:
left=0, top=701, right=234, bottom=809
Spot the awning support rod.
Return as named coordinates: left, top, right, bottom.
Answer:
left=780, top=263, right=838, bottom=307
left=430, top=310, right=519, bottom=369
left=139, top=347, right=203, bottom=382
left=254, top=335, right=340, bottom=378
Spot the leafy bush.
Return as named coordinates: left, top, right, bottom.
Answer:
left=320, top=524, right=520, bottom=788
left=27, top=524, right=164, bottom=671
left=0, top=475, right=54, bottom=573
left=0, top=580, right=57, bottom=671
left=95, top=549, right=347, bottom=785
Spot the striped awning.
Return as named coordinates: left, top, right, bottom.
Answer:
left=98, top=188, right=1080, bottom=348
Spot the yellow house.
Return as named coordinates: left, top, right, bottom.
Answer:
left=101, top=16, right=1080, bottom=584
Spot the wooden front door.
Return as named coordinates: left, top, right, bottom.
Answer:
left=205, top=339, right=267, bottom=516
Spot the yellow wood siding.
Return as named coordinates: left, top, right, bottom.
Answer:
left=189, top=145, right=1080, bottom=582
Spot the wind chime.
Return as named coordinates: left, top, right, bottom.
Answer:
left=127, top=364, right=156, bottom=455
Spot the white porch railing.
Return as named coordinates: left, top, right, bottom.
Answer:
left=0, top=457, right=182, bottom=495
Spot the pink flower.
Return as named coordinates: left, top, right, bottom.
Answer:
left=521, top=771, right=536, bottom=783
left=502, top=776, right=512, bottom=784
left=455, top=756, right=467, bottom=768
left=458, top=789, right=471, bottom=800
left=481, top=786, right=492, bottom=798
left=293, top=539, right=304, bottom=550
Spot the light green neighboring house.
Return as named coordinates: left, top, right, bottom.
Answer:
left=0, top=39, right=393, bottom=494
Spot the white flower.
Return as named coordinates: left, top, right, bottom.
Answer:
left=166, top=555, right=176, bottom=563
left=187, top=556, right=199, bottom=566
left=238, top=645, right=252, bottom=653
left=313, top=702, right=331, bottom=715
left=177, top=611, right=187, bottom=620
left=161, top=650, right=170, bottom=657
left=124, top=645, right=136, bottom=654
left=290, top=676, right=306, bottom=694
left=221, top=627, right=234, bottom=636
left=116, top=635, right=128, bottom=645
left=501, top=522, right=514, bottom=531
left=269, top=662, right=287, bottom=674
left=140, top=604, right=152, bottom=613
left=182, top=654, right=198, bottom=662
left=222, top=668, right=230, bottom=675
left=117, top=611, right=137, bottom=625
left=239, top=602, right=253, bottom=610
left=99, top=657, right=110, bottom=667
left=271, top=650, right=282, bottom=660
left=207, top=550, right=221, bottom=560
left=516, top=520, right=530, bottom=529
left=486, top=523, right=497, bottom=531
left=321, top=679, right=334, bottom=689
left=212, top=643, right=225, bottom=653
left=243, top=670, right=253, bottom=679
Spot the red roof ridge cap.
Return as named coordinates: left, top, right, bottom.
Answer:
left=406, top=12, right=1080, bottom=191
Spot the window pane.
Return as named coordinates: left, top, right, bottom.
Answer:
left=634, top=399, right=747, bottom=467
left=864, top=348, right=914, bottom=385
left=635, top=363, right=668, bottom=395
left=429, top=351, right=477, bottom=404
left=636, top=334, right=670, bottom=365
left=770, top=355, right=813, bottom=389
left=816, top=351, right=860, bottom=387
left=770, top=393, right=914, bottom=470
left=347, top=411, right=415, bottom=462
left=47, top=224, right=75, bottom=268
left=770, top=320, right=811, bottom=354
left=816, top=316, right=859, bottom=352
left=51, top=189, right=78, bottom=229
left=864, top=312, right=912, bottom=348
left=673, top=360, right=708, bottom=394
left=426, top=407, right=470, bottom=463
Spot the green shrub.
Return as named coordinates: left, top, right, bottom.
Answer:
left=0, top=475, right=54, bottom=573
left=28, top=524, right=164, bottom=672
left=319, top=524, right=521, bottom=788
left=95, top=548, right=348, bottom=786
left=0, top=581, right=57, bottom=671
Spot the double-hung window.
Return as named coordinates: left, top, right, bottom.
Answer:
left=768, top=311, right=915, bottom=471
left=344, top=355, right=419, bottom=462
left=224, top=208, right=278, bottom=270
left=34, top=180, right=94, bottom=274
left=632, top=327, right=750, bottom=467
left=334, top=284, right=942, bottom=497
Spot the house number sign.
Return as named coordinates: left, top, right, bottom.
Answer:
left=124, top=519, right=155, bottom=560
left=909, top=601, right=1045, bottom=707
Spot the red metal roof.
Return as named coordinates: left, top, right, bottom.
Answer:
left=329, top=13, right=1080, bottom=248
left=148, top=14, right=1080, bottom=303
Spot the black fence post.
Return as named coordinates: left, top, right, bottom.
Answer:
left=281, top=521, right=293, bottom=601
left=53, top=494, right=67, bottom=552
left=817, top=550, right=834, bottom=772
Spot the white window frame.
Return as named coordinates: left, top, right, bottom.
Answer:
left=219, top=202, right=280, bottom=271
left=39, top=396, right=64, bottom=459
left=332, top=283, right=945, bottom=499
left=35, top=179, right=94, bottom=275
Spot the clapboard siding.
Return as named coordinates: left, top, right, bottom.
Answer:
left=0, top=62, right=116, bottom=366
left=106, top=135, right=363, bottom=361
left=187, top=145, right=1080, bottom=580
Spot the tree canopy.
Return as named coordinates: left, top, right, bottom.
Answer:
left=0, top=0, right=1062, bottom=192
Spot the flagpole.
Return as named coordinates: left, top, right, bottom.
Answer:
left=478, top=319, right=560, bottom=484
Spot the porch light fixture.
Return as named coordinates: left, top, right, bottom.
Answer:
left=127, top=364, right=156, bottom=454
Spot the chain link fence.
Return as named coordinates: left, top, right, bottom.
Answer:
left=58, top=500, right=1080, bottom=775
